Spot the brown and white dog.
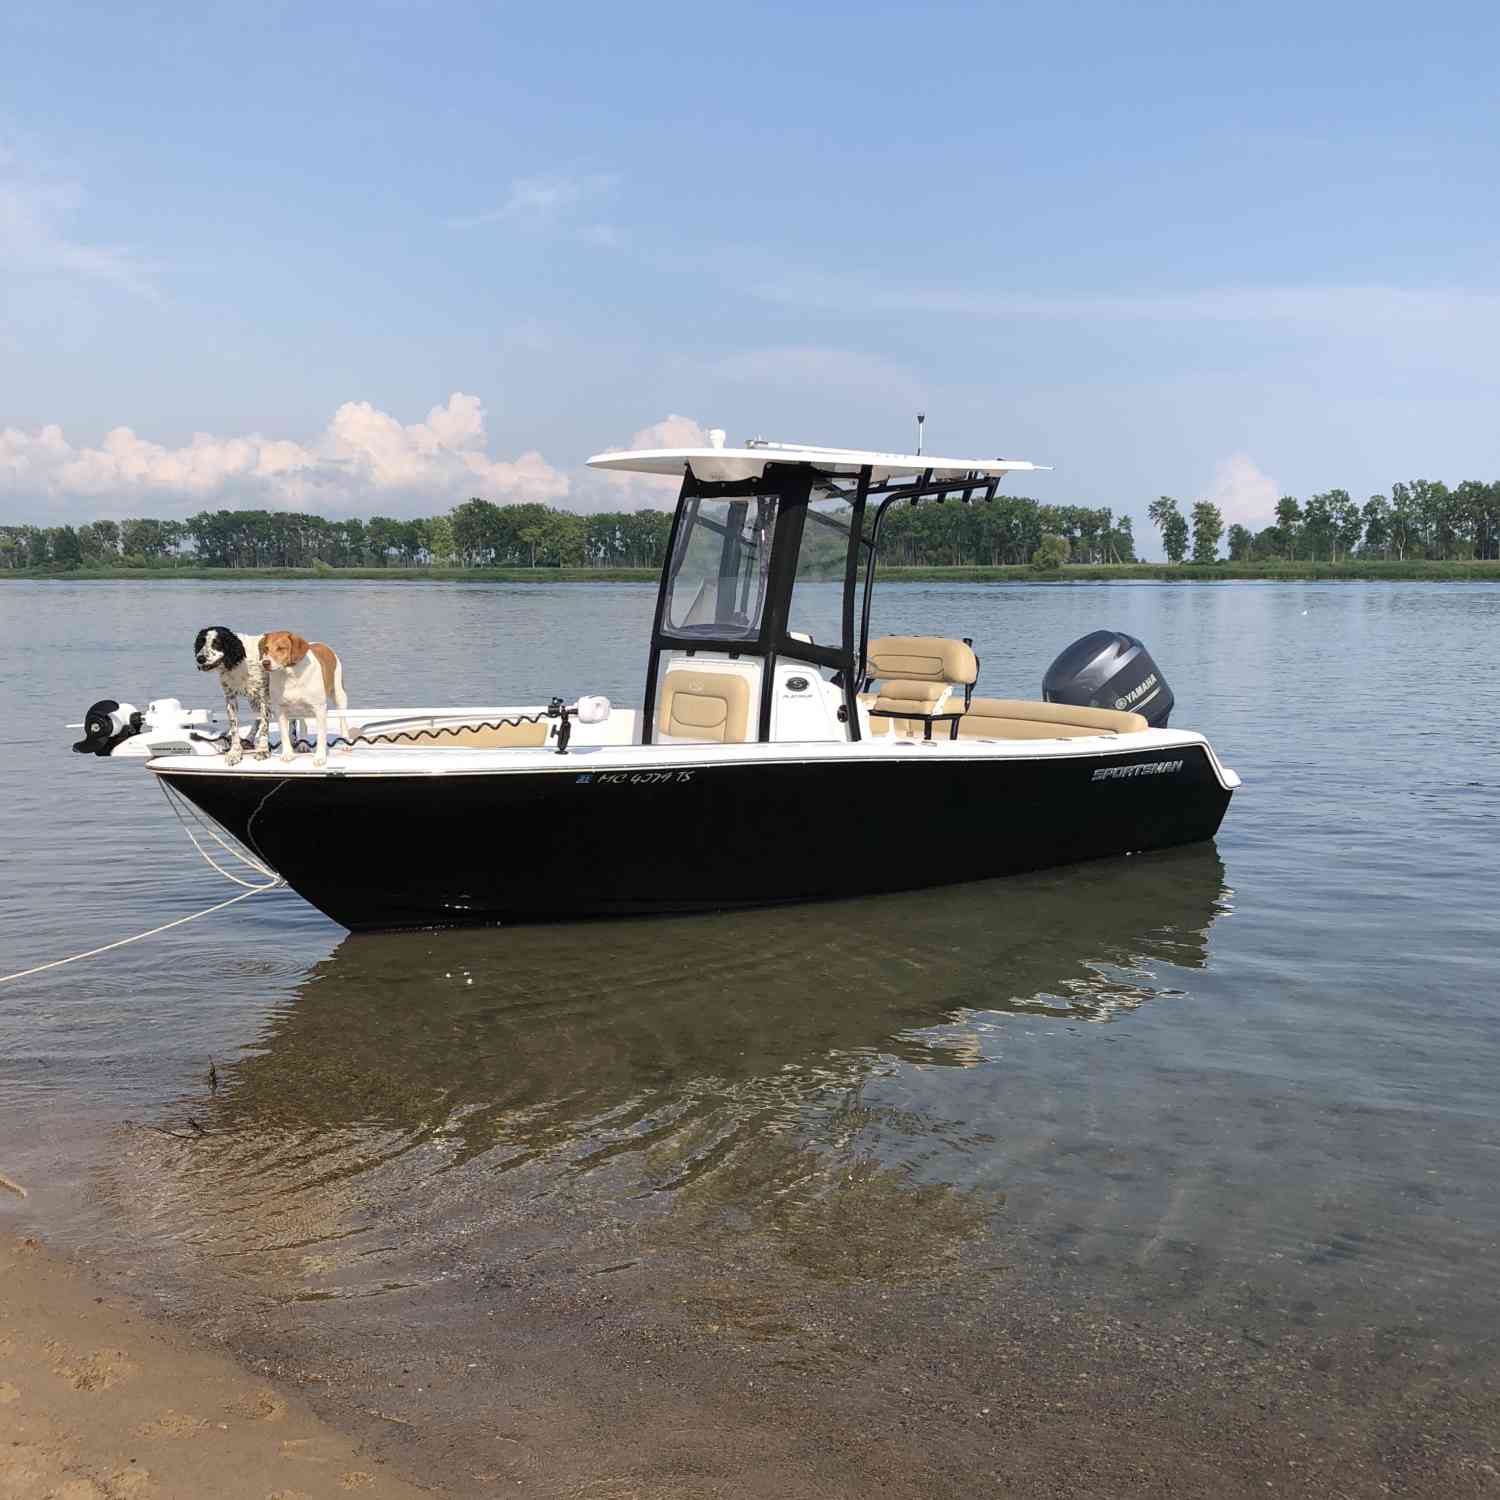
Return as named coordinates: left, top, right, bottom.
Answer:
left=259, top=631, right=351, bottom=767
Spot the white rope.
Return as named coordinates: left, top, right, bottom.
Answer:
left=0, top=779, right=287, bottom=987
left=0, top=886, right=275, bottom=986
left=157, top=778, right=283, bottom=890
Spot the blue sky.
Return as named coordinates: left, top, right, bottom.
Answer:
left=2, top=0, right=1497, bottom=551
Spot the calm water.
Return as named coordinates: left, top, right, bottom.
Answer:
left=2, top=578, right=1498, bottom=1494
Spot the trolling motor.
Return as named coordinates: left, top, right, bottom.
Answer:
left=70, top=697, right=215, bottom=758
left=72, top=699, right=144, bottom=756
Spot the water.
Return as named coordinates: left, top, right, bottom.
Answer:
left=3, top=578, right=1498, bottom=1495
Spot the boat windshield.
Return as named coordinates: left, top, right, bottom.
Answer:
left=661, top=492, right=780, bottom=642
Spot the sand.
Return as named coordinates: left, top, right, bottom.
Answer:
left=0, top=1234, right=429, bottom=1500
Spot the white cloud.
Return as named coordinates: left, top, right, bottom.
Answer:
left=0, top=143, right=156, bottom=297
left=574, top=414, right=711, bottom=513
left=0, top=393, right=569, bottom=521
left=447, top=172, right=619, bottom=231
left=1202, top=452, right=1280, bottom=530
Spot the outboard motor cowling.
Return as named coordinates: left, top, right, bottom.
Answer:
left=1043, top=630, right=1174, bottom=727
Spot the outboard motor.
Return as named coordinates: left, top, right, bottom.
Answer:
left=72, top=699, right=143, bottom=756
left=1043, top=630, right=1174, bottom=727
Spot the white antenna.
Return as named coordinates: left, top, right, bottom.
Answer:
left=915, top=412, right=926, bottom=455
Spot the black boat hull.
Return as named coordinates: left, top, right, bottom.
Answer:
left=158, top=745, right=1233, bottom=931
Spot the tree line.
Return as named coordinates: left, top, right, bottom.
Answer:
left=0, top=501, right=677, bottom=572
left=0, top=493, right=1133, bottom=571
left=1148, top=480, right=1500, bottom=564
left=5, top=478, right=1494, bottom=573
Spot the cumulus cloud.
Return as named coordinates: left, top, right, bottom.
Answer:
left=1202, top=453, right=1280, bottom=530
left=0, top=393, right=569, bottom=521
left=578, top=413, right=711, bottom=512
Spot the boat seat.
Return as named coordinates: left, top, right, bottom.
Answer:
left=867, top=679, right=963, bottom=739
left=657, top=668, right=752, bottom=744
left=864, top=637, right=977, bottom=739
left=866, top=635, right=978, bottom=691
left=359, top=718, right=550, bottom=748
left=955, top=698, right=1149, bottom=740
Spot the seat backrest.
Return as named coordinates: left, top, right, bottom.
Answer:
left=866, top=635, right=978, bottom=688
left=956, top=697, right=1149, bottom=740
left=657, top=668, right=752, bottom=743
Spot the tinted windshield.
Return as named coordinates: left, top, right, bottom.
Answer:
left=661, top=492, right=780, bottom=641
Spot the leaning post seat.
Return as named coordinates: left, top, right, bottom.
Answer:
left=866, top=636, right=979, bottom=694
left=657, top=668, right=752, bottom=744
left=956, top=698, right=1149, bottom=740
left=863, top=636, right=979, bottom=739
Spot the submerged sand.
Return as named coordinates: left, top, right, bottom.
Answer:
left=6, top=1222, right=1500, bottom=1500
left=0, top=1234, right=427, bottom=1500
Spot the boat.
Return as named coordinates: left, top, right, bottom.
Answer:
left=73, top=435, right=1239, bottom=931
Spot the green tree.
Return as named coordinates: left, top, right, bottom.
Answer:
left=1360, top=496, right=1390, bottom=558
left=1301, top=493, right=1334, bottom=561
left=1388, top=483, right=1417, bottom=561
left=1226, top=523, right=1252, bottom=561
left=1148, top=496, right=1188, bottom=563
left=1031, top=532, right=1070, bottom=570
left=1328, top=490, right=1362, bottom=561
left=50, top=526, right=84, bottom=570
left=426, top=514, right=455, bottom=566
left=1274, top=496, right=1302, bottom=560
left=450, top=497, right=502, bottom=566
left=1190, top=500, right=1224, bottom=563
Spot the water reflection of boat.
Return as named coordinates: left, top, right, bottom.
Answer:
left=208, top=845, right=1229, bottom=1148
left=107, top=847, right=1228, bottom=1296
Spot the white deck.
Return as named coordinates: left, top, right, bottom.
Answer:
left=145, top=722, right=1239, bottom=792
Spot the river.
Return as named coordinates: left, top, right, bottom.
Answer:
left=2, top=577, right=1497, bottom=1496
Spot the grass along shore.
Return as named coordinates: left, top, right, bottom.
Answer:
left=4, top=559, right=1500, bottom=583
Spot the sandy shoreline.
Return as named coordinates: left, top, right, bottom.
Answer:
left=0, top=1233, right=429, bottom=1500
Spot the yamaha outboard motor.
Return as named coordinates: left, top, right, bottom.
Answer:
left=1043, top=630, right=1174, bottom=727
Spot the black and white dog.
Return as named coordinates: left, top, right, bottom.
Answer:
left=193, top=627, right=270, bottom=764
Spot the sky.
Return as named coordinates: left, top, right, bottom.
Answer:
left=2, top=0, right=1498, bottom=554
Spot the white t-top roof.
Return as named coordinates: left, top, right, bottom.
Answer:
left=586, top=442, right=1048, bottom=486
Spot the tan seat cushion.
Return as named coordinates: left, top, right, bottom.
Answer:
left=867, top=635, right=978, bottom=686
left=955, top=697, right=1149, bottom=739
left=362, top=718, right=549, bottom=748
left=868, top=680, right=960, bottom=738
left=872, top=679, right=952, bottom=715
left=658, top=668, right=752, bottom=743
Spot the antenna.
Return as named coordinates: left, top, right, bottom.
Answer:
left=915, top=412, right=926, bottom=456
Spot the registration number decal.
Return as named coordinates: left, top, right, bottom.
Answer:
left=578, top=770, right=696, bottom=785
